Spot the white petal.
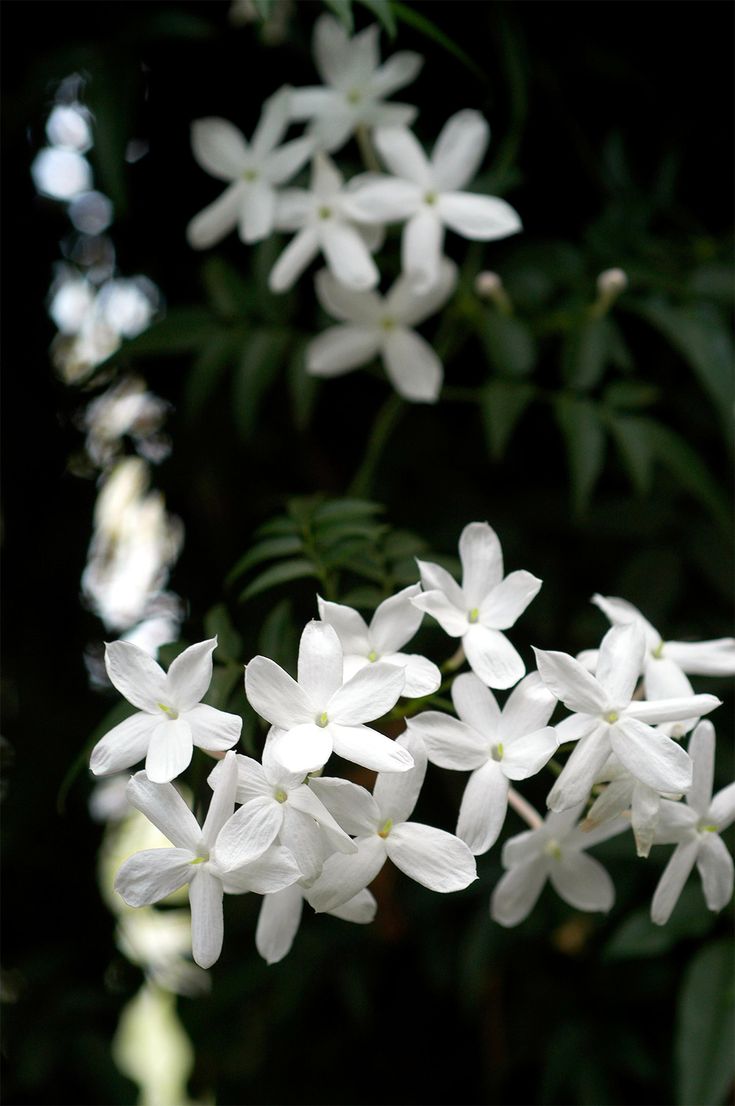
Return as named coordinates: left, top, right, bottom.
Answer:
left=411, top=590, right=468, bottom=637
left=373, top=729, right=426, bottom=823
left=189, top=869, right=224, bottom=969
left=369, top=583, right=423, bottom=654
left=591, top=592, right=658, bottom=644
left=201, top=750, right=238, bottom=848
left=187, top=182, right=244, bottom=249
left=307, top=777, right=380, bottom=836
left=287, top=785, right=357, bottom=854
left=105, top=640, right=166, bottom=713
left=274, top=188, right=312, bottom=231
left=219, top=844, right=301, bottom=895
left=297, top=621, right=343, bottom=708
left=611, top=718, right=692, bottom=794
left=288, top=86, right=335, bottom=122
left=317, top=595, right=371, bottom=654
left=191, top=118, right=249, bottom=180
left=584, top=777, right=633, bottom=830
left=245, top=656, right=314, bottom=728
left=457, top=759, right=509, bottom=855
left=371, top=51, right=423, bottom=97
left=490, top=856, right=548, bottom=926
left=383, top=327, right=443, bottom=403
left=625, top=693, right=721, bottom=725
left=416, top=557, right=465, bottom=609
left=401, top=208, right=444, bottom=294
left=313, top=14, right=350, bottom=86
left=385, top=256, right=457, bottom=327
left=213, top=796, right=283, bottom=870
left=687, top=720, right=715, bottom=817
left=309, top=835, right=387, bottom=912
left=451, top=672, right=501, bottom=738
left=186, top=703, right=242, bottom=753
left=266, top=136, right=314, bottom=185
left=269, top=228, right=319, bottom=293
left=654, top=799, right=698, bottom=843
left=239, top=179, right=276, bottom=244
left=549, top=852, right=614, bottom=913
left=567, top=813, right=630, bottom=851
left=347, top=23, right=381, bottom=84
left=459, top=521, right=503, bottom=603
left=438, top=192, right=521, bottom=241
left=464, top=625, right=525, bottom=689
left=374, top=125, right=432, bottom=186
left=330, top=723, right=414, bottom=773
left=480, top=570, right=542, bottom=631
left=145, top=719, right=193, bottom=784
left=710, top=782, right=735, bottom=833
left=328, top=662, right=405, bottom=724
left=115, top=849, right=193, bottom=907
left=643, top=655, right=693, bottom=702
left=555, top=712, right=599, bottom=744
left=309, top=113, right=354, bottom=155
left=268, top=723, right=333, bottom=775
left=307, top=324, right=381, bottom=377
left=430, top=109, right=489, bottom=190
left=386, top=822, right=477, bottom=891
left=501, top=828, right=543, bottom=868
left=279, top=806, right=327, bottom=881
left=386, top=653, right=441, bottom=698
left=595, top=622, right=645, bottom=708
left=630, top=783, right=662, bottom=858
left=502, top=672, right=557, bottom=740
left=343, top=176, right=421, bottom=223
left=546, top=725, right=611, bottom=812
left=407, top=712, right=487, bottom=771
left=320, top=221, right=378, bottom=290
left=255, top=884, right=304, bottom=965
left=166, top=638, right=216, bottom=713
left=314, top=268, right=383, bottom=324
left=125, top=771, right=201, bottom=850
left=251, top=85, right=290, bottom=158
left=502, top=727, right=558, bottom=781
left=651, top=840, right=699, bottom=925
left=665, top=638, right=735, bottom=677
left=533, top=647, right=608, bottom=714
left=327, top=888, right=377, bottom=924
left=90, top=712, right=156, bottom=776
left=696, top=834, right=734, bottom=912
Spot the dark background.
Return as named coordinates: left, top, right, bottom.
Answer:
left=2, top=3, right=733, bottom=1104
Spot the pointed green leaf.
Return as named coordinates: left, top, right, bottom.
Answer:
left=604, top=380, right=658, bottom=409
left=554, top=395, right=607, bottom=512
left=480, top=310, right=536, bottom=377
left=313, top=498, right=384, bottom=525
left=183, top=329, right=240, bottom=418
left=481, top=379, right=534, bottom=459
left=228, top=536, right=305, bottom=584
left=359, top=0, right=396, bottom=36
left=562, top=314, right=613, bottom=391
left=204, top=603, right=243, bottom=662
left=647, top=421, right=731, bottom=533
left=608, top=415, right=654, bottom=496
left=258, top=598, right=297, bottom=666
left=233, top=328, right=291, bottom=440
left=202, top=256, right=252, bottom=319
left=239, top=559, right=319, bottom=602
left=676, top=941, right=735, bottom=1106
left=288, top=340, right=321, bottom=431
left=324, top=0, right=354, bottom=33
left=391, top=1, right=484, bottom=78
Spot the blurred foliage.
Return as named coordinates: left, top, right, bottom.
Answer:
left=3, top=2, right=733, bottom=1105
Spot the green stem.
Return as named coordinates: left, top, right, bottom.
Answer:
left=349, top=394, right=403, bottom=498
left=356, top=124, right=381, bottom=173
left=441, top=643, right=466, bottom=673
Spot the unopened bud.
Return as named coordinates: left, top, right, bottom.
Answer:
left=596, top=268, right=628, bottom=297
left=475, top=271, right=512, bottom=314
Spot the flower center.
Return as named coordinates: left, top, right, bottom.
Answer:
left=367, top=649, right=379, bottom=662
left=274, top=789, right=288, bottom=803
left=544, top=839, right=562, bottom=860
left=380, top=316, right=396, bottom=332
left=318, top=206, right=332, bottom=220
left=423, top=190, right=438, bottom=205
left=698, top=822, right=718, bottom=834
left=490, top=742, right=504, bottom=762
left=190, top=847, right=209, bottom=866
left=651, top=640, right=665, bottom=659
left=157, top=702, right=179, bottom=721
left=316, top=711, right=329, bottom=728
left=604, top=710, right=619, bottom=724
left=242, top=168, right=258, bottom=182
left=378, top=818, right=393, bottom=839
left=346, top=88, right=362, bottom=105
left=468, top=608, right=479, bottom=624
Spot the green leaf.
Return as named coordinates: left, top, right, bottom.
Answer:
left=481, top=379, right=534, bottom=459
left=383, top=529, right=426, bottom=560
left=202, top=256, right=251, bottom=319
left=228, top=536, right=304, bottom=584
left=202, top=663, right=243, bottom=711
left=554, top=395, right=607, bottom=512
left=232, top=328, right=291, bottom=440
left=324, top=0, right=354, bottom=32
left=313, top=498, right=384, bottom=525
left=647, top=421, right=731, bottom=533
left=204, top=603, right=243, bottom=661
left=562, top=314, right=613, bottom=391
left=112, top=308, right=216, bottom=359
left=288, top=341, right=321, bottom=431
left=391, top=1, right=484, bottom=79
left=479, top=310, right=536, bottom=377
left=158, top=641, right=191, bottom=668
left=339, top=585, right=386, bottom=609
left=183, top=329, right=240, bottom=418
left=604, top=886, right=716, bottom=960
left=359, top=0, right=396, bottom=36
left=676, top=941, right=735, bottom=1106
left=255, top=515, right=301, bottom=538
left=604, top=380, right=658, bottom=409
left=252, top=0, right=274, bottom=19
left=608, top=414, right=654, bottom=496
left=258, top=598, right=295, bottom=666
left=239, top=559, right=319, bottom=602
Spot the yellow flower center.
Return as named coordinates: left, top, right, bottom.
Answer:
left=378, top=818, right=393, bottom=839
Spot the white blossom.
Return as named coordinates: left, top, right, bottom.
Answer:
left=255, top=883, right=376, bottom=965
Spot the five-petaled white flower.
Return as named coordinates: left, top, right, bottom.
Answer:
left=114, top=754, right=301, bottom=968
left=306, top=261, right=456, bottom=402
left=255, top=884, right=376, bottom=966
left=408, top=672, right=557, bottom=854
left=288, top=15, right=423, bottom=154
left=317, top=584, right=441, bottom=694
left=536, top=622, right=721, bottom=812
left=412, top=521, right=542, bottom=689
left=491, top=802, right=628, bottom=926
left=270, top=153, right=381, bottom=293
left=582, top=755, right=670, bottom=860
left=187, top=87, right=312, bottom=249
left=90, top=637, right=242, bottom=784
left=245, top=620, right=411, bottom=776
left=344, top=110, right=521, bottom=291
left=307, top=729, right=477, bottom=912
left=650, top=721, right=735, bottom=925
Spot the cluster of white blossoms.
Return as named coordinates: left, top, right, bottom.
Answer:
left=186, top=14, right=521, bottom=403
left=91, top=521, right=734, bottom=969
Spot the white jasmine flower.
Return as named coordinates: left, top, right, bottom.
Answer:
left=491, top=802, right=628, bottom=926
left=651, top=721, right=735, bottom=925
left=208, top=743, right=357, bottom=883
left=317, top=584, right=441, bottom=694
left=306, top=261, right=456, bottom=402
left=289, top=15, right=423, bottom=153
left=114, top=754, right=301, bottom=968
left=307, top=730, right=477, bottom=912
left=537, top=623, right=721, bottom=812
left=270, top=152, right=383, bottom=292
left=245, top=620, right=411, bottom=776
left=412, top=521, right=542, bottom=689
left=255, top=883, right=376, bottom=966
left=408, top=672, right=557, bottom=854
left=187, top=87, right=312, bottom=249
left=344, top=110, right=521, bottom=291
left=90, top=637, right=242, bottom=784
left=583, top=757, right=669, bottom=860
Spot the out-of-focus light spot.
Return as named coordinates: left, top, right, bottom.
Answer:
left=69, top=190, right=113, bottom=235
left=117, top=912, right=210, bottom=997
left=32, top=147, right=92, bottom=200
left=89, top=774, right=131, bottom=823
left=52, top=319, right=119, bottom=383
left=84, top=376, right=169, bottom=467
left=98, top=277, right=158, bottom=338
left=49, top=276, right=95, bottom=334
left=45, top=103, right=92, bottom=152
left=67, top=233, right=116, bottom=281
left=112, top=984, right=196, bottom=1106
left=125, top=138, right=149, bottom=164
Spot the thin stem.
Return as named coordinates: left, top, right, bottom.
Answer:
left=355, top=124, right=381, bottom=173
left=441, top=643, right=466, bottom=673
left=507, top=787, right=543, bottom=830
left=349, top=394, right=403, bottom=498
